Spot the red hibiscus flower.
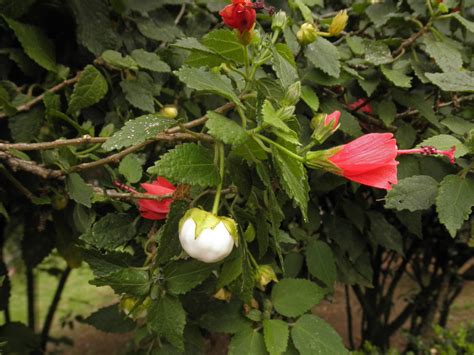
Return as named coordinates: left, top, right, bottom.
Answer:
left=219, top=0, right=256, bottom=33
left=138, top=177, right=176, bottom=220
left=347, top=98, right=373, bottom=114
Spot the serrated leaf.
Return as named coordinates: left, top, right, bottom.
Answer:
left=306, top=240, right=337, bottom=289
left=120, top=73, right=155, bottom=112
left=436, top=175, right=474, bottom=237
left=8, top=108, right=42, bottom=143
left=453, top=13, right=474, bottom=33
left=272, top=146, right=309, bottom=221
left=418, top=134, right=469, bottom=158
left=364, top=40, right=392, bottom=65
left=148, top=143, right=219, bottom=187
left=130, top=49, right=171, bottom=72
left=68, top=65, right=108, bottom=114
left=90, top=267, right=150, bottom=296
left=305, top=38, right=340, bottom=78
left=164, top=260, right=215, bottom=295
left=271, top=278, right=325, bottom=317
left=291, top=314, right=348, bottom=355
left=148, top=295, right=186, bottom=350
left=136, top=16, right=183, bottom=43
left=205, top=112, right=247, bottom=146
left=368, top=212, right=404, bottom=255
left=82, top=304, right=135, bottom=333
left=365, top=1, right=396, bottom=27
left=217, top=255, right=243, bottom=289
left=174, top=37, right=225, bottom=68
left=202, top=29, right=245, bottom=64
left=376, top=99, right=397, bottom=126
left=175, top=67, right=242, bottom=106
left=199, top=300, right=251, bottom=334
left=263, top=319, right=289, bottom=355
left=272, top=45, right=299, bottom=88
left=385, top=175, right=439, bottom=211
left=102, top=114, right=175, bottom=151
left=3, top=16, right=56, bottom=72
left=229, top=327, right=267, bottom=355
left=301, top=85, right=320, bottom=112
left=81, top=213, right=136, bottom=250
left=102, top=50, right=138, bottom=70
left=66, top=173, right=93, bottom=208
left=119, top=154, right=143, bottom=183
left=422, top=34, right=463, bottom=72
left=381, top=66, right=412, bottom=88
left=425, top=71, right=474, bottom=92
left=441, top=117, right=474, bottom=135
left=262, top=100, right=293, bottom=133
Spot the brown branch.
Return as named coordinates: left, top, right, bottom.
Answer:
left=0, top=151, right=63, bottom=179
left=92, top=187, right=174, bottom=201
left=0, top=135, right=106, bottom=151
left=0, top=73, right=81, bottom=119
left=396, top=94, right=474, bottom=119
left=392, top=25, right=429, bottom=58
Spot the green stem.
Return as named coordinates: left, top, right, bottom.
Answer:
left=243, top=45, right=251, bottom=80
left=299, top=141, right=317, bottom=154
left=426, top=0, right=434, bottom=16
left=212, top=142, right=225, bottom=215
left=236, top=106, right=248, bottom=128
left=254, top=134, right=305, bottom=162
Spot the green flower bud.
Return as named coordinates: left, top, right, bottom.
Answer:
left=296, top=23, right=318, bottom=45
left=272, top=11, right=288, bottom=31
left=328, top=10, right=348, bottom=36
left=160, top=105, right=178, bottom=119
left=310, top=110, right=341, bottom=144
left=255, top=265, right=278, bottom=290
left=282, top=81, right=301, bottom=106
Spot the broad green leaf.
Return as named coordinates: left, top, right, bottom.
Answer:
left=82, top=249, right=132, bottom=278
left=263, top=319, right=289, bottom=355
left=202, top=29, right=245, bottom=64
left=148, top=143, right=219, bottom=187
left=82, top=304, right=135, bottom=333
left=130, top=49, right=171, bottom=72
left=365, top=1, right=396, bottom=27
left=174, top=37, right=225, bottom=68
left=3, top=16, right=56, bottom=72
left=453, top=13, right=474, bottom=33
left=346, top=36, right=365, bottom=55
left=436, top=175, right=474, bottom=237
left=422, top=34, right=463, bottom=72
left=291, top=315, right=348, bottom=355
left=68, top=65, right=108, bottom=114
left=293, top=0, right=313, bottom=21
left=216, top=255, right=243, bottom=289
left=136, top=16, right=183, bottom=43
left=8, top=108, right=42, bottom=142
left=81, top=213, right=136, bottom=250
left=90, top=267, right=150, bottom=296
left=385, top=176, right=439, bottom=211
left=102, top=114, right=175, bottom=151
left=320, top=99, right=363, bottom=137
left=306, top=240, right=337, bottom=289
left=364, top=40, right=392, bottom=65
left=73, top=204, right=95, bottom=234
left=425, top=71, right=474, bottom=92
left=272, top=45, right=299, bottom=88
left=175, top=67, right=242, bottom=106
left=205, top=112, right=248, bottom=146
left=441, top=117, right=474, bottom=135
left=199, top=300, right=251, bottom=334
left=66, top=173, right=93, bottom=208
left=381, top=66, right=412, bottom=88
left=101, top=50, right=138, bottom=70
left=164, top=260, right=215, bottom=295
left=0, top=322, right=40, bottom=354
left=148, top=295, right=186, bottom=350
left=120, top=73, right=155, bottom=112
left=118, top=154, right=143, bottom=183
left=262, top=100, right=293, bottom=133
left=305, top=38, right=340, bottom=78
left=229, top=327, right=267, bottom=355
left=368, top=212, right=404, bottom=255
left=418, top=134, right=469, bottom=158
left=301, top=85, right=320, bottom=112
left=271, top=278, right=325, bottom=317
left=376, top=99, right=397, bottom=126
left=392, top=90, right=440, bottom=127
left=272, top=146, right=309, bottom=221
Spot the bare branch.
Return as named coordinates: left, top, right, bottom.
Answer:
left=0, top=151, right=63, bottom=179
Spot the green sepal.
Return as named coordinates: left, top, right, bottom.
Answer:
left=304, top=147, right=342, bottom=174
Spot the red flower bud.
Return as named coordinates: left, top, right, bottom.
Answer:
left=219, top=0, right=256, bottom=33
left=138, top=177, right=176, bottom=220
left=324, top=110, right=340, bottom=129
left=347, top=98, right=373, bottom=114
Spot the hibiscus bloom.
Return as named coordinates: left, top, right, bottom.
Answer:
left=138, top=177, right=176, bottom=220
left=219, top=0, right=256, bottom=33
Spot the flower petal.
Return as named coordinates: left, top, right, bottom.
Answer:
left=138, top=198, right=173, bottom=214
left=343, top=162, right=398, bottom=190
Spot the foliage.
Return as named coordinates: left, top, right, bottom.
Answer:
left=0, top=0, right=473, bottom=353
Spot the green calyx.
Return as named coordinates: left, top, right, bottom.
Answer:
left=304, top=147, right=342, bottom=174
left=179, top=208, right=239, bottom=245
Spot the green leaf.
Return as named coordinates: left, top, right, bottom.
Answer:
left=82, top=304, right=136, bottom=333
left=148, top=143, right=219, bottom=187
left=368, top=212, right=404, bottom=255
left=68, top=65, right=108, bottom=114
left=164, top=260, right=215, bottom=295
left=272, top=146, right=309, bottom=221
left=346, top=36, right=365, bottom=55
left=436, top=175, right=474, bottom=237
left=291, top=314, right=348, bottom=355
left=120, top=73, right=155, bottom=112
left=90, top=267, right=150, bottom=296
left=376, top=99, right=397, bottom=126
left=119, top=154, right=143, bottom=183
left=205, top=112, right=247, bottom=146
left=0, top=202, right=9, bottom=222
left=365, top=1, right=396, bottom=27
left=101, top=50, right=138, bottom=70
left=199, top=300, right=251, bottom=334
left=217, top=255, right=243, bottom=289
left=271, top=278, right=325, bottom=317
left=136, top=16, right=183, bottom=43
left=0, top=322, right=40, bottom=354
left=272, top=45, right=299, bottom=88
left=301, top=85, right=320, bottom=112
left=418, top=134, right=469, bottom=158
left=66, top=173, right=93, bottom=208
left=81, top=213, right=136, bottom=250
left=263, top=319, right=289, bottom=355
left=364, top=40, right=392, bottom=65
left=131, top=49, right=171, bottom=72
left=320, top=100, right=363, bottom=137
left=175, top=67, right=242, bottom=106
left=8, top=108, right=42, bottom=142
left=381, top=66, right=412, bottom=88
left=306, top=240, right=337, bottom=289
left=425, top=71, right=474, bottom=92
left=441, top=117, right=474, bottom=135
left=262, top=100, right=293, bottom=133
left=102, top=114, right=175, bottom=151
left=453, top=13, right=474, bottom=33
left=305, top=38, right=340, bottom=78
left=202, top=29, right=245, bottom=64
left=174, top=37, right=225, bottom=68
left=422, top=34, right=463, bottom=72
left=3, top=16, right=56, bottom=72
left=385, top=176, right=439, bottom=211
left=229, top=327, right=267, bottom=355
left=148, top=295, right=186, bottom=350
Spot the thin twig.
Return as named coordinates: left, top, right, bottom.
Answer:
left=0, top=73, right=81, bottom=119
left=392, top=25, right=429, bottom=58
left=0, top=136, right=106, bottom=151
left=396, top=94, right=474, bottom=119
left=92, top=187, right=174, bottom=201
left=0, top=151, right=63, bottom=179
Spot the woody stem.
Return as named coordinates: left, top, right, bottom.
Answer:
left=212, top=141, right=225, bottom=215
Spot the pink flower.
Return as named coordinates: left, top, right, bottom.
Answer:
left=138, top=177, right=176, bottom=220
left=347, top=98, right=373, bottom=114
left=324, top=110, right=340, bottom=129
